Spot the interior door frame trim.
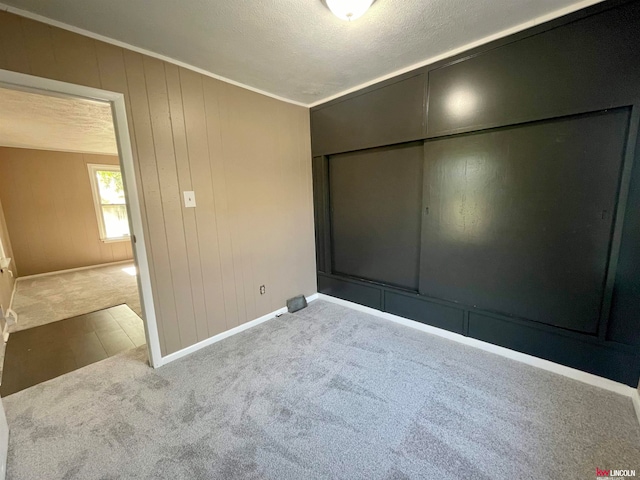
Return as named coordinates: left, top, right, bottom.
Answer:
left=0, top=68, right=163, bottom=368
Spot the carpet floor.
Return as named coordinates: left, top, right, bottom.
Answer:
left=3, top=300, right=639, bottom=479
left=9, top=262, right=141, bottom=333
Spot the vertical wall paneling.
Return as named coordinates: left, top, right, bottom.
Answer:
left=94, top=41, right=161, bottom=319
left=181, top=70, right=230, bottom=335
left=0, top=9, right=317, bottom=357
left=217, top=83, right=256, bottom=324
left=238, top=90, right=277, bottom=319
left=280, top=103, right=316, bottom=306
left=165, top=63, right=210, bottom=339
left=123, top=50, right=177, bottom=355
left=20, top=17, right=58, bottom=79
left=95, top=41, right=147, bottom=229
left=6, top=155, right=38, bottom=266
left=265, top=98, right=290, bottom=316
left=0, top=148, right=133, bottom=275
left=0, top=21, right=6, bottom=69
left=50, top=28, right=101, bottom=88
left=200, top=77, right=240, bottom=330
left=0, top=12, right=29, bottom=74
left=143, top=57, right=199, bottom=347
left=50, top=152, right=74, bottom=265
left=259, top=100, right=289, bottom=312
left=69, top=154, right=96, bottom=265
left=29, top=152, right=59, bottom=263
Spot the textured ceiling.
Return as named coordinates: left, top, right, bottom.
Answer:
left=0, top=87, right=117, bottom=155
left=1, top=0, right=602, bottom=105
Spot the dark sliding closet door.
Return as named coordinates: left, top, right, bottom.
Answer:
left=330, top=142, right=424, bottom=290
left=419, top=108, right=630, bottom=333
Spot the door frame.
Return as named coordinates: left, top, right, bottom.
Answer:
left=0, top=69, right=162, bottom=368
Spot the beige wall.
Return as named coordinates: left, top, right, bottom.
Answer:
left=0, top=148, right=133, bottom=276
left=0, top=11, right=316, bottom=356
left=0, top=195, right=15, bottom=324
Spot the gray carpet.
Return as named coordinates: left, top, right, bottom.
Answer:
left=3, top=300, right=639, bottom=479
left=10, top=262, right=141, bottom=332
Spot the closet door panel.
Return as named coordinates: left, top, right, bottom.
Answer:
left=419, top=109, right=630, bottom=333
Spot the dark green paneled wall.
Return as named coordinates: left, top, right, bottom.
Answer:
left=310, top=0, right=640, bottom=386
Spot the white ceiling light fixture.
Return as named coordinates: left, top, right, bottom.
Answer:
left=326, top=0, right=375, bottom=21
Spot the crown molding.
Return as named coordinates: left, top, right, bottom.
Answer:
left=308, top=0, right=605, bottom=108
left=0, top=2, right=308, bottom=108
left=0, top=0, right=606, bottom=109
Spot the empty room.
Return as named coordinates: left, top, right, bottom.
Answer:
left=0, top=0, right=638, bottom=478
left=0, top=86, right=144, bottom=397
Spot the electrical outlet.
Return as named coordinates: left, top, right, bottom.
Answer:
left=259, top=285, right=266, bottom=295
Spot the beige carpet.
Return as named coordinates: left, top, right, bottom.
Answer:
left=9, top=262, right=141, bottom=333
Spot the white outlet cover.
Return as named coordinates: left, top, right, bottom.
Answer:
left=183, top=191, right=196, bottom=208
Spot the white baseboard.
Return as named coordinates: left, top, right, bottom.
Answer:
left=632, top=389, right=640, bottom=428
left=7, top=278, right=16, bottom=312
left=156, top=294, right=319, bottom=367
left=2, top=278, right=18, bottom=340
left=317, top=294, right=637, bottom=399
left=16, top=260, right=133, bottom=281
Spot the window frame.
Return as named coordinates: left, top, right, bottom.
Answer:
left=87, top=163, right=130, bottom=243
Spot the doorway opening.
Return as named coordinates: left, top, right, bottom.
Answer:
left=0, top=70, right=161, bottom=396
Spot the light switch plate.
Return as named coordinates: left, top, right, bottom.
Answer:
left=183, top=191, right=196, bottom=208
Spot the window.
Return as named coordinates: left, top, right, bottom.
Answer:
left=88, top=164, right=130, bottom=242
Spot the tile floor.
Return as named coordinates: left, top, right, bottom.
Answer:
left=0, top=304, right=145, bottom=396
